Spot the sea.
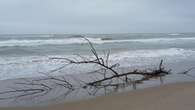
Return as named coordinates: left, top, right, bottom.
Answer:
left=0, top=33, right=195, bottom=80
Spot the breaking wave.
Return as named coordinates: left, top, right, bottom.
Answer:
left=0, top=37, right=195, bottom=47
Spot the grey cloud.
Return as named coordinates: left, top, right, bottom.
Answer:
left=0, top=0, right=194, bottom=34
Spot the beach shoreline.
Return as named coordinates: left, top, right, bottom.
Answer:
left=2, top=81, right=195, bottom=110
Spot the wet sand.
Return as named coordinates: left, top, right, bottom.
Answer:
left=2, top=81, right=195, bottom=110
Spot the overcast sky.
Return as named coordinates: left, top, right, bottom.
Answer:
left=0, top=0, right=194, bottom=34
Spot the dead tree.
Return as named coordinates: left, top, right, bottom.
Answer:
left=51, top=38, right=172, bottom=90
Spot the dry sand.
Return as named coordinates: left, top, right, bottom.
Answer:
left=2, top=82, right=195, bottom=110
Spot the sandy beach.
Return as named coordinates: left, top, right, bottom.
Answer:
left=2, top=81, right=195, bottom=110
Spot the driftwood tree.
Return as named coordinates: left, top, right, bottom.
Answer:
left=51, top=38, right=171, bottom=90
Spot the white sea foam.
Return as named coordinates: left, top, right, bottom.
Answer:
left=0, top=37, right=195, bottom=47
left=0, top=48, right=194, bottom=80
left=168, top=33, right=181, bottom=36
left=0, top=38, right=101, bottom=47
left=111, top=48, right=190, bottom=59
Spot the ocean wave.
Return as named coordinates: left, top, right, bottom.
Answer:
left=0, top=37, right=101, bottom=47
left=0, top=37, right=195, bottom=47
left=111, top=48, right=194, bottom=60
left=0, top=48, right=194, bottom=80
left=0, top=48, right=193, bottom=65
